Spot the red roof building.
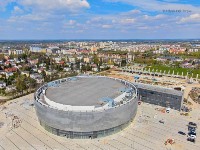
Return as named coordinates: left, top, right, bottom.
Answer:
left=5, top=67, right=18, bottom=72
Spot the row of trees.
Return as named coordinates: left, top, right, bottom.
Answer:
left=0, top=74, right=37, bottom=99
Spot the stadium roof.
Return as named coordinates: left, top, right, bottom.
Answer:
left=46, top=77, right=127, bottom=106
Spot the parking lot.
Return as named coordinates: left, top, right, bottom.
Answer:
left=0, top=94, right=199, bottom=150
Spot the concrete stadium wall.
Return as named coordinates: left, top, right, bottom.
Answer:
left=34, top=76, right=138, bottom=138
left=35, top=96, right=138, bottom=133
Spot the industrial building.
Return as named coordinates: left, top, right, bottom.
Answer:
left=34, top=76, right=138, bottom=139
left=134, top=82, right=184, bottom=110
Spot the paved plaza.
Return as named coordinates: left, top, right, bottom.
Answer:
left=0, top=93, right=200, bottom=150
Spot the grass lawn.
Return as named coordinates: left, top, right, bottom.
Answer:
left=145, top=65, right=200, bottom=79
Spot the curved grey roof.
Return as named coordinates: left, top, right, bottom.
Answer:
left=46, top=77, right=127, bottom=106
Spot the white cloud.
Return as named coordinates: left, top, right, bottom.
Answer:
left=18, top=0, right=90, bottom=12
left=102, top=24, right=112, bottom=28
left=179, top=13, right=200, bottom=23
left=68, top=20, right=76, bottom=25
left=143, top=14, right=167, bottom=20
left=120, top=18, right=135, bottom=24
left=128, top=9, right=141, bottom=14
left=137, top=26, right=150, bottom=30
left=154, top=14, right=166, bottom=19
left=1, top=0, right=90, bottom=13
left=63, top=20, right=78, bottom=29
left=13, top=6, right=24, bottom=14
left=8, top=13, right=50, bottom=22
left=121, top=9, right=141, bottom=16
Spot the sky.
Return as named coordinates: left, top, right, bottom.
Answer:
left=0, top=0, right=200, bottom=39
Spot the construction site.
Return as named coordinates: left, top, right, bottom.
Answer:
left=0, top=90, right=200, bottom=149
left=0, top=70, right=200, bottom=149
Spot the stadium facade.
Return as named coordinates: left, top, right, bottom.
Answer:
left=34, top=76, right=138, bottom=139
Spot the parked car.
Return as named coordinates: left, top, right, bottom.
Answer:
left=166, top=107, right=171, bottom=113
left=189, top=122, right=197, bottom=128
left=187, top=136, right=195, bottom=143
left=188, top=126, right=196, bottom=132
left=188, top=131, right=196, bottom=137
left=159, top=120, right=165, bottom=124
left=178, top=131, right=186, bottom=135
left=188, top=122, right=197, bottom=132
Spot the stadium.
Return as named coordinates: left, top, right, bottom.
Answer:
left=34, top=76, right=138, bottom=139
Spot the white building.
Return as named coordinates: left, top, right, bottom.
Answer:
left=0, top=81, right=6, bottom=88
left=9, top=49, right=23, bottom=55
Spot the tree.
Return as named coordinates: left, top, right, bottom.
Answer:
left=61, top=58, right=66, bottom=62
left=15, top=75, right=27, bottom=94
left=86, top=63, right=91, bottom=71
left=0, top=54, right=4, bottom=60
left=70, top=63, right=74, bottom=71
left=45, top=57, right=51, bottom=65
left=27, top=77, right=37, bottom=92
left=174, top=62, right=181, bottom=68
left=108, top=59, right=114, bottom=65
left=121, top=59, right=127, bottom=67
left=36, top=63, right=39, bottom=68
left=8, top=63, right=12, bottom=68
left=45, top=63, right=49, bottom=70
left=196, top=64, right=200, bottom=69
left=80, top=58, right=84, bottom=63
left=93, top=54, right=99, bottom=65
left=7, top=89, right=16, bottom=99
left=6, top=75, right=15, bottom=85
left=81, top=64, right=86, bottom=72
left=76, top=60, right=80, bottom=69
left=20, top=53, right=28, bottom=60
left=66, top=56, right=69, bottom=63
left=44, top=75, right=51, bottom=82
left=41, top=70, right=46, bottom=78
left=57, top=65, right=63, bottom=71
left=99, top=58, right=103, bottom=66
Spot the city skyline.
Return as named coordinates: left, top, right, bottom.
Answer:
left=0, top=0, right=200, bottom=39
